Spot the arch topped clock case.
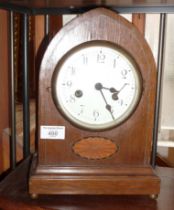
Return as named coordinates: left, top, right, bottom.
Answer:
left=29, top=8, right=160, bottom=196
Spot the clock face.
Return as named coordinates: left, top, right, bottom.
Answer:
left=52, top=41, right=142, bottom=130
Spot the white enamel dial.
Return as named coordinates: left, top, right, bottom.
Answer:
left=52, top=42, right=142, bottom=130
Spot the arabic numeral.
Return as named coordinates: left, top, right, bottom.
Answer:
left=48, top=130, right=58, bottom=137
left=78, top=105, right=85, bottom=115
left=118, top=99, right=124, bottom=106
left=66, top=95, right=75, bottom=103
left=121, top=69, right=128, bottom=79
left=68, top=66, right=76, bottom=75
left=113, top=56, right=119, bottom=68
left=113, top=59, right=116, bottom=68
left=97, top=50, right=106, bottom=63
left=62, top=80, right=72, bottom=87
left=93, top=110, right=99, bottom=121
left=82, top=54, right=88, bottom=65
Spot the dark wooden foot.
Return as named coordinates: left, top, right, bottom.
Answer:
left=150, top=194, right=158, bottom=199
left=30, top=193, right=38, bottom=199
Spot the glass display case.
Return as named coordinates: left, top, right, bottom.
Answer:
left=0, top=0, right=173, bottom=171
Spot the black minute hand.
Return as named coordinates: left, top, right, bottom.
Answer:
left=95, top=83, right=115, bottom=120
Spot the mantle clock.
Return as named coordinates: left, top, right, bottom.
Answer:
left=29, top=8, right=160, bottom=197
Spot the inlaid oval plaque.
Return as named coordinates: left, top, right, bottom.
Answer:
left=73, top=137, right=118, bottom=160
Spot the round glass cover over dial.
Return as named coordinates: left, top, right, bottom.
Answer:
left=52, top=41, right=142, bottom=130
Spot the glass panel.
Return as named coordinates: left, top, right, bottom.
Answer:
left=121, top=14, right=132, bottom=21
left=63, top=15, right=77, bottom=25
left=144, top=14, right=174, bottom=167
left=145, top=14, right=174, bottom=147
left=158, top=14, right=174, bottom=147
left=145, top=14, right=160, bottom=63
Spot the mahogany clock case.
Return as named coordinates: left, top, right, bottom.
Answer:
left=29, top=8, right=160, bottom=195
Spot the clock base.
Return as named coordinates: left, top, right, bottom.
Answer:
left=29, top=155, right=160, bottom=196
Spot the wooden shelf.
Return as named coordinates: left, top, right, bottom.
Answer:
left=0, top=157, right=174, bottom=210
left=1, top=0, right=174, bottom=14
